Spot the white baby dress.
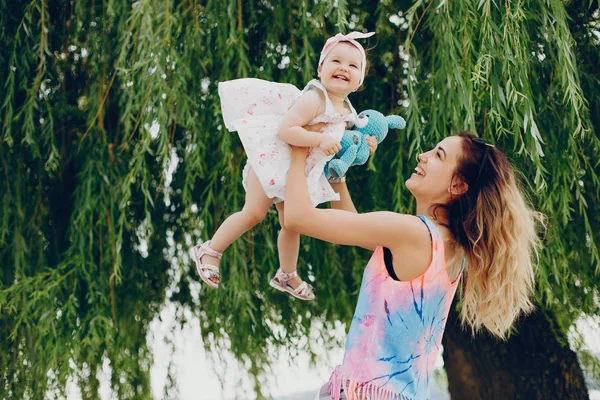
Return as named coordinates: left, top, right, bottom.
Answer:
left=218, top=78, right=357, bottom=206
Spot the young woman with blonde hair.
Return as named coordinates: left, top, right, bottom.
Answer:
left=284, top=132, right=544, bottom=400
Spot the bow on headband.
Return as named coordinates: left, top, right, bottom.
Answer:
left=318, top=31, right=375, bottom=85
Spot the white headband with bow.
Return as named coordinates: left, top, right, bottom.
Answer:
left=318, top=31, right=375, bottom=85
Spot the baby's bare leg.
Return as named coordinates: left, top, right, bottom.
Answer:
left=275, top=202, right=302, bottom=289
left=203, top=168, right=272, bottom=270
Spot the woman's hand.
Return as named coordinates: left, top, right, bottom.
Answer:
left=366, top=135, right=378, bottom=155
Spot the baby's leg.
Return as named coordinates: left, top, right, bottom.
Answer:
left=203, top=168, right=273, bottom=269
left=275, top=202, right=302, bottom=289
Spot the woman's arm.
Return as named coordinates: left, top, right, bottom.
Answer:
left=328, top=134, right=378, bottom=213
left=285, top=147, right=430, bottom=257
left=328, top=136, right=377, bottom=214
left=329, top=182, right=358, bottom=213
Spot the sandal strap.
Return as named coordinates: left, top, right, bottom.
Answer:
left=274, top=268, right=298, bottom=284
left=293, top=281, right=313, bottom=296
left=200, top=264, right=220, bottom=274
left=198, top=241, right=223, bottom=259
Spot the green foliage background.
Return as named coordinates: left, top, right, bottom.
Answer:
left=1, top=0, right=599, bottom=398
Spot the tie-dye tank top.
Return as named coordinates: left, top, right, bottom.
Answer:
left=328, top=216, right=462, bottom=400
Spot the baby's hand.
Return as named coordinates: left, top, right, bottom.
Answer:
left=365, top=136, right=378, bottom=155
left=318, top=136, right=342, bottom=156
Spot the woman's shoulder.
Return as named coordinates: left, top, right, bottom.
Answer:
left=375, top=213, right=433, bottom=253
left=385, top=214, right=441, bottom=281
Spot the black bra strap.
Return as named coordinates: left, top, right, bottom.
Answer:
left=383, top=247, right=400, bottom=281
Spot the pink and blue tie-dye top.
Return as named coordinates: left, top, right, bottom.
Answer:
left=328, top=216, right=462, bottom=400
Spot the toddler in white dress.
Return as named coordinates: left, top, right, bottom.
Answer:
left=193, top=32, right=374, bottom=300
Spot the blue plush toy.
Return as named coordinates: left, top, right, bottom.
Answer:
left=325, top=109, right=406, bottom=179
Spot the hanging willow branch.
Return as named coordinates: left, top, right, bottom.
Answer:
left=0, top=0, right=599, bottom=398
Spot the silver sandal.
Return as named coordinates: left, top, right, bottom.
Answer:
left=269, top=268, right=315, bottom=301
left=192, top=241, right=223, bottom=289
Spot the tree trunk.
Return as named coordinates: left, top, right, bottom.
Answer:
left=442, top=303, right=589, bottom=400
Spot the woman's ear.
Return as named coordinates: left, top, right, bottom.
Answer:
left=317, top=64, right=322, bottom=78
left=448, top=177, right=469, bottom=195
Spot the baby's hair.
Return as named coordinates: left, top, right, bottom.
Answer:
left=355, top=45, right=373, bottom=91
left=364, top=43, right=375, bottom=75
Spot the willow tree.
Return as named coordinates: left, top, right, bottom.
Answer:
left=1, top=1, right=598, bottom=399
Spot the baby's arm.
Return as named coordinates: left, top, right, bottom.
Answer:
left=277, top=90, right=341, bottom=156
left=277, top=89, right=324, bottom=146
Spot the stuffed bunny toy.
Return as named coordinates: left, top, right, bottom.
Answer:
left=325, top=109, right=406, bottom=179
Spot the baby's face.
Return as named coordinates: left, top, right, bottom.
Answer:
left=318, top=42, right=363, bottom=96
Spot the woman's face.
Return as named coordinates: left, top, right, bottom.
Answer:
left=405, top=135, right=467, bottom=204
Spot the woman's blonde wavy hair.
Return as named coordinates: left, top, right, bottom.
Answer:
left=436, top=132, right=545, bottom=339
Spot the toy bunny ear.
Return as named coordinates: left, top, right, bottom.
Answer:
left=354, top=114, right=369, bottom=128
left=387, top=115, right=406, bottom=130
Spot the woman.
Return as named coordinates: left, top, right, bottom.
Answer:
left=284, top=132, right=543, bottom=400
